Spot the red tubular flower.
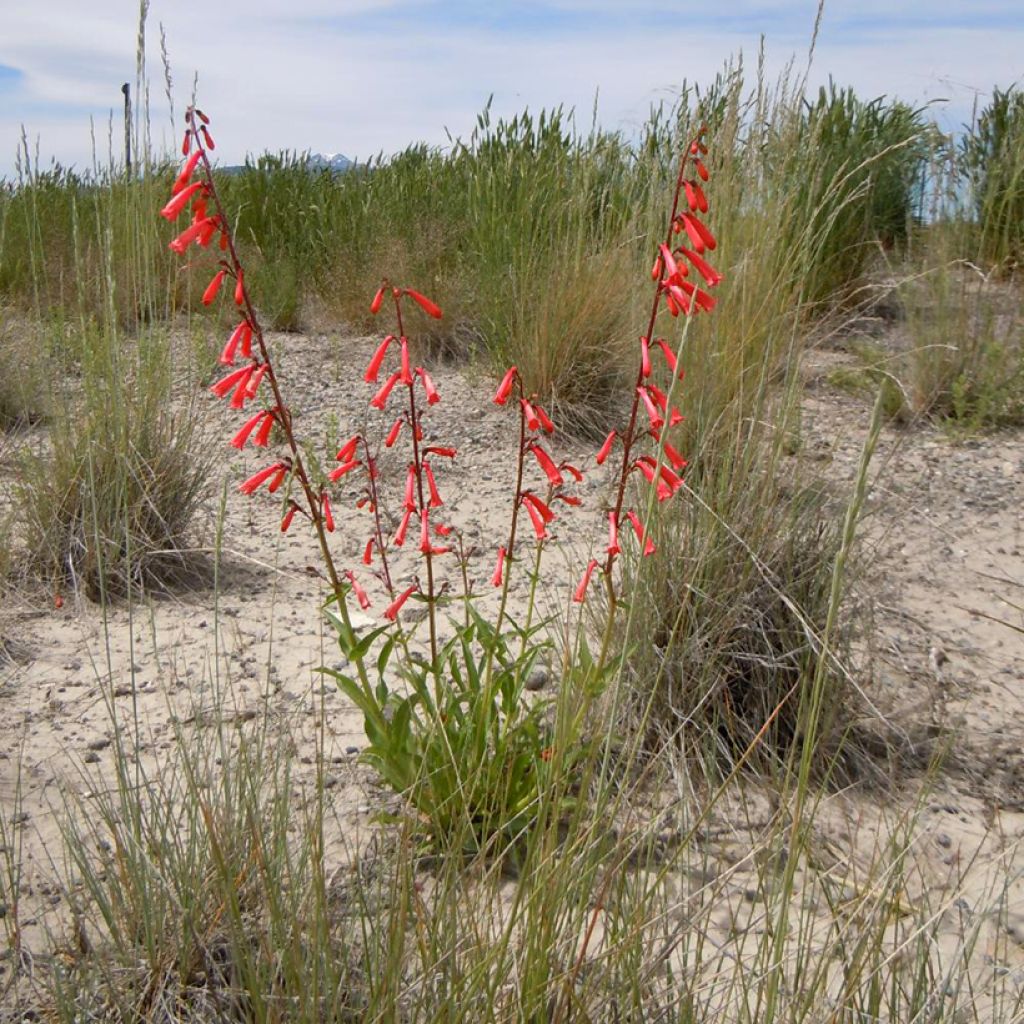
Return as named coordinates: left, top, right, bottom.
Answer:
left=239, top=461, right=286, bottom=495
left=573, top=559, right=599, bottom=603
left=679, top=246, right=723, bottom=287
left=211, top=363, right=255, bottom=399
left=683, top=180, right=697, bottom=211
left=267, top=463, right=288, bottom=494
left=172, top=151, right=203, bottom=193
left=384, top=584, right=417, bottom=621
left=607, top=511, right=621, bottom=556
left=322, top=492, right=335, bottom=532
left=244, top=363, right=268, bottom=401
left=658, top=243, right=687, bottom=283
left=640, top=336, right=652, bottom=378
left=626, top=510, right=656, bottom=556
left=419, top=509, right=431, bottom=553
left=393, top=507, right=413, bottom=547
left=200, top=125, right=215, bottom=150
left=680, top=213, right=716, bottom=253
left=346, top=571, right=371, bottom=610
left=694, top=157, right=709, bottom=182
left=491, top=546, right=506, bottom=587
left=399, top=337, right=412, bottom=384
left=521, top=491, right=555, bottom=523
left=365, top=335, right=394, bottom=383
left=521, top=399, right=540, bottom=432
left=202, top=269, right=227, bottom=306
left=638, top=387, right=664, bottom=429
left=181, top=130, right=191, bottom=156
left=425, top=446, right=457, bottom=458
left=160, top=181, right=204, bottom=221
left=693, top=288, right=716, bottom=313
left=534, top=404, right=555, bottom=434
left=666, top=284, right=692, bottom=316
left=370, top=285, right=386, bottom=314
left=523, top=498, right=549, bottom=541
left=417, top=367, right=440, bottom=405
left=281, top=502, right=299, bottom=533
left=403, top=464, right=417, bottom=511
left=254, top=409, right=277, bottom=446
left=370, top=371, right=401, bottom=410
left=596, top=430, right=617, bottom=465
left=230, top=409, right=269, bottom=449
left=663, top=441, right=687, bottom=471
left=234, top=269, right=245, bottom=306
left=553, top=493, right=581, bottom=507
left=362, top=538, right=375, bottom=565
left=560, top=462, right=583, bottom=482
left=220, top=320, right=251, bottom=365
left=529, top=443, right=564, bottom=486
left=403, top=288, right=442, bottom=319
left=634, top=457, right=673, bottom=501
left=169, top=217, right=215, bottom=253
left=494, top=366, right=518, bottom=405
left=655, top=339, right=682, bottom=377
left=693, top=182, right=708, bottom=213
left=434, top=523, right=454, bottom=536
left=337, top=435, right=360, bottom=463
left=424, top=461, right=443, bottom=507
left=384, top=418, right=403, bottom=448
left=328, top=460, right=361, bottom=482
left=651, top=255, right=662, bottom=280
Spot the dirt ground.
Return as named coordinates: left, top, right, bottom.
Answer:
left=2, top=325, right=1023, bottom=1003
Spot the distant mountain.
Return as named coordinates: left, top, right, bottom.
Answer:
left=306, top=152, right=353, bottom=172
left=219, top=151, right=355, bottom=175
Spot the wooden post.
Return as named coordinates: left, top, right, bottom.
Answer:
left=121, top=83, right=131, bottom=177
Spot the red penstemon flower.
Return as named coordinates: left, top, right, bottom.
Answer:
left=365, top=335, right=394, bottom=383
left=529, top=443, right=563, bottom=487
left=322, top=492, right=335, bottom=532
left=494, top=366, right=518, bottom=405
left=281, top=502, right=299, bottom=533
left=491, top=546, right=506, bottom=587
left=417, top=367, right=440, bottom=405
left=202, top=269, right=227, bottom=306
left=370, top=371, right=401, bottom=409
left=346, top=571, right=372, bottom=610
left=384, top=584, right=417, bottom=621
left=403, top=288, right=442, bottom=319
left=423, top=461, right=443, bottom=507
left=573, top=559, right=600, bottom=603
left=239, top=461, right=287, bottom=496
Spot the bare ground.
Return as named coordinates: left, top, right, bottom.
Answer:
left=1, top=325, right=1023, bottom=1005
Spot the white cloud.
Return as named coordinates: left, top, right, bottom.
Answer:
left=0, top=1, right=1021, bottom=178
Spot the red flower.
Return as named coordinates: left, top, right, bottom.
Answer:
left=403, top=464, right=417, bottom=511
left=424, top=461, right=443, bottom=507
left=663, top=441, right=687, bottom=471
left=239, top=461, right=286, bottom=495
left=494, top=366, right=518, bottom=405
left=521, top=399, right=540, bottom=431
left=384, top=584, right=417, bottom=621
left=200, top=125, right=215, bottom=150
left=243, top=363, right=268, bottom=403
left=172, top=151, right=203, bottom=193
left=417, top=367, right=440, bottom=405
left=523, top=498, right=548, bottom=541
left=640, top=336, right=652, bottom=378
left=254, top=409, right=276, bottom=446
left=266, top=463, right=288, bottom=493
left=322, top=492, right=335, bottom=532
left=399, top=337, right=412, bottom=384
left=606, top=511, right=621, bottom=555
left=694, top=157, right=709, bottom=182
left=638, top=387, right=664, bottom=429
left=281, top=502, right=299, bottom=533
left=211, top=364, right=255, bottom=399
left=365, top=335, right=394, bottom=383
left=169, top=217, right=216, bottom=253
left=573, top=559, right=599, bottom=603
left=560, top=462, right=583, bottom=482
left=328, top=460, right=361, bottom=482
left=363, top=538, right=375, bottom=565
left=370, top=285, right=386, bottom=314
left=202, top=269, right=227, bottom=306
left=654, top=339, right=682, bottom=377
left=220, top=320, right=253, bottom=365
left=529, top=443, right=564, bottom=486
left=491, top=546, right=506, bottom=587
left=596, top=430, right=617, bottom=465
left=337, top=435, right=360, bottom=463
left=384, top=418, right=403, bottom=448
left=230, top=409, right=270, bottom=449
left=679, top=246, right=723, bottom=287
left=370, top=371, right=401, bottom=410
left=534, top=404, right=555, bottom=434
left=346, top=571, right=371, bottom=610
left=403, top=288, right=442, bottom=319
left=680, top=213, right=716, bottom=253
left=234, top=268, right=245, bottom=306
left=521, top=491, right=555, bottom=524
left=424, top=446, right=457, bottom=458
left=625, top=510, right=655, bottom=556
left=160, top=181, right=204, bottom=221
left=393, top=507, right=413, bottom=547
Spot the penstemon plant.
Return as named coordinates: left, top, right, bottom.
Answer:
left=162, top=108, right=722, bottom=854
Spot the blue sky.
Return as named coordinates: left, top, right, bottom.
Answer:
left=1, top=1, right=1021, bottom=179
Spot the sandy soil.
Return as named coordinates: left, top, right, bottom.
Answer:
left=1, top=325, right=1023, bottom=1004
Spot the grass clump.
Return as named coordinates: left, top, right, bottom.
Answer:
left=14, top=327, right=211, bottom=601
